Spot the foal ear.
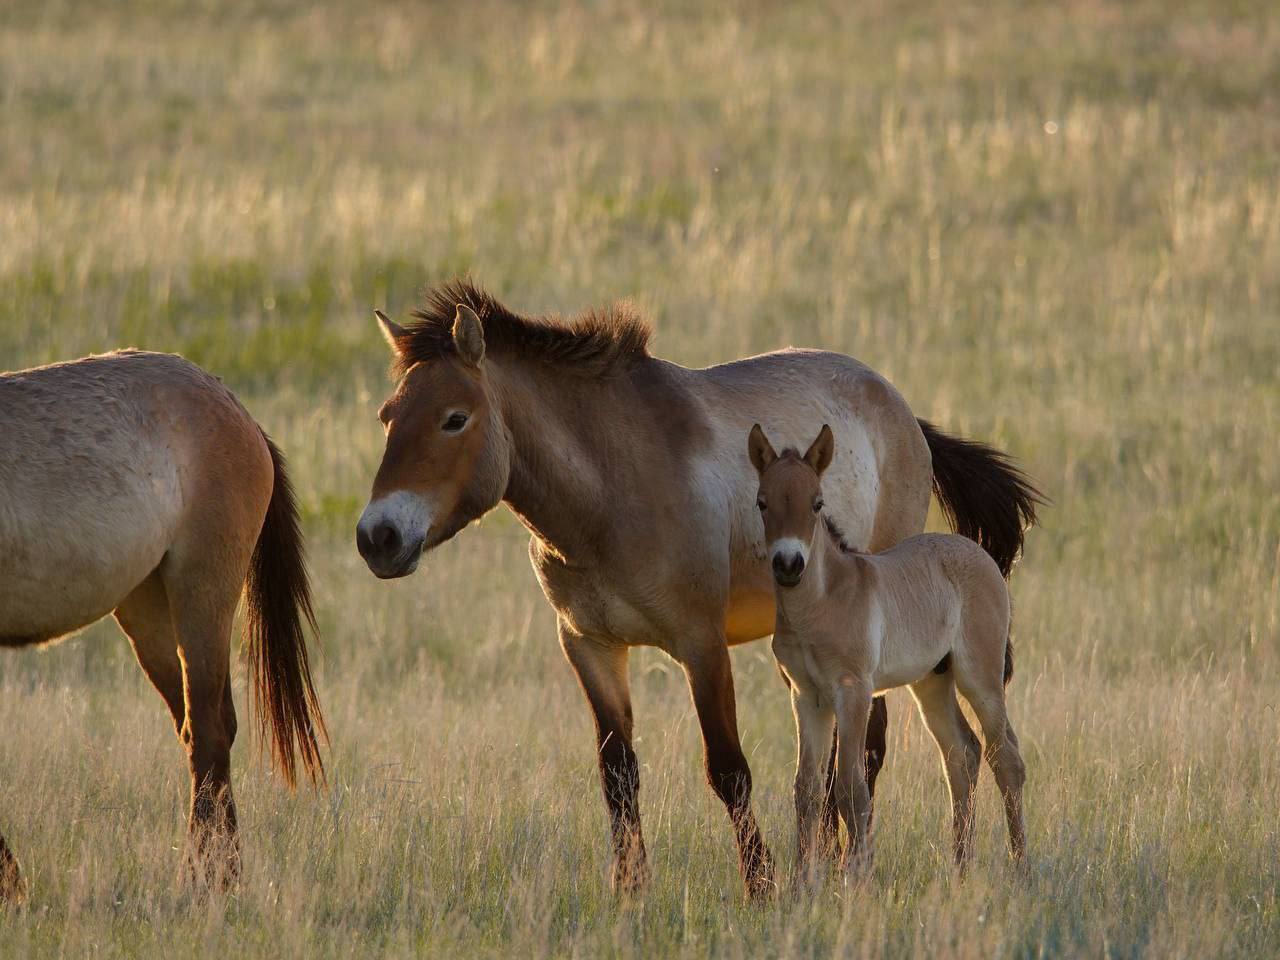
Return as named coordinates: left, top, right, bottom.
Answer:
left=804, top=424, right=835, bottom=475
left=452, top=303, right=486, bottom=367
left=748, top=423, right=778, bottom=474
left=374, top=309, right=407, bottom=352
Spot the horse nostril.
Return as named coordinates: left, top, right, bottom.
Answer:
left=372, top=522, right=400, bottom=555
left=772, top=552, right=804, bottom=581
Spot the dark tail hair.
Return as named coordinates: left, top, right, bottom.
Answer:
left=1004, top=626, right=1014, bottom=686
left=244, top=436, right=327, bottom=789
left=918, top=419, right=1046, bottom=578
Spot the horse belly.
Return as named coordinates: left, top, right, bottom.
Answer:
left=0, top=447, right=181, bottom=641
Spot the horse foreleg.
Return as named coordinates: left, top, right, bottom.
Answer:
left=682, top=643, right=775, bottom=900
left=791, top=686, right=835, bottom=886
left=819, top=694, right=887, bottom=863
left=559, top=623, right=648, bottom=895
left=833, top=680, right=874, bottom=877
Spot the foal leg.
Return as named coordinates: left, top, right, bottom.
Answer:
left=821, top=695, right=888, bottom=855
left=960, top=686, right=1027, bottom=862
left=833, top=680, right=874, bottom=875
left=791, top=686, right=835, bottom=885
left=682, top=643, right=775, bottom=899
left=909, top=671, right=981, bottom=869
left=559, top=624, right=648, bottom=895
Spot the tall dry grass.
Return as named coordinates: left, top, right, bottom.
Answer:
left=1, top=0, right=1277, bottom=956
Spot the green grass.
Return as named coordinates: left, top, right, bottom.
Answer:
left=1, top=0, right=1278, bottom=956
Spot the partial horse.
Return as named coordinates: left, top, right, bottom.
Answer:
left=0, top=350, right=325, bottom=900
left=358, top=280, right=1041, bottom=897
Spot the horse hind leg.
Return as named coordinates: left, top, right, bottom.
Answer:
left=115, top=571, right=185, bottom=733
left=0, top=832, right=23, bottom=903
left=959, top=684, right=1027, bottom=863
left=909, top=671, right=981, bottom=870
left=157, top=554, right=243, bottom=890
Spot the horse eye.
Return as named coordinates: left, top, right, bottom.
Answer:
left=812, top=499, right=824, bottom=513
left=756, top=498, right=767, bottom=512
left=443, top=412, right=469, bottom=433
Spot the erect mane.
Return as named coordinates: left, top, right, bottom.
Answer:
left=391, top=278, right=652, bottom=378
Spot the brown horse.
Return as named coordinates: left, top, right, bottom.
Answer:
left=0, top=350, right=326, bottom=901
left=358, top=279, right=1041, bottom=898
left=750, top=424, right=1026, bottom=882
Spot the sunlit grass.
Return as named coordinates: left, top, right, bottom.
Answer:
left=1, top=0, right=1277, bottom=955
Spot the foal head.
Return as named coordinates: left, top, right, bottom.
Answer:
left=357, top=304, right=511, bottom=579
left=748, top=424, right=835, bottom=588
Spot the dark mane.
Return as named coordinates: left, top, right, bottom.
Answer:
left=391, top=278, right=652, bottom=378
left=823, top=515, right=860, bottom=554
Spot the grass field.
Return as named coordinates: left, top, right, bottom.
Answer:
left=2, top=0, right=1278, bottom=955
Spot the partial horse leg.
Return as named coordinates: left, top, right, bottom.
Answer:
left=909, top=671, right=981, bottom=869
left=791, top=685, right=835, bottom=885
left=162, top=562, right=241, bottom=888
left=682, top=644, right=775, bottom=899
left=559, top=623, right=648, bottom=894
left=832, top=681, right=874, bottom=876
left=0, top=832, right=22, bottom=902
left=115, top=572, right=185, bottom=733
left=959, top=687, right=1027, bottom=862
left=821, top=694, right=887, bottom=857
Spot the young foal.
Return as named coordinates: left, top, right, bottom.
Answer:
left=0, top=350, right=325, bottom=900
left=750, top=424, right=1026, bottom=877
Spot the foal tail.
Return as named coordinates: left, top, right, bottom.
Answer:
left=917, top=419, right=1046, bottom=578
left=244, top=435, right=328, bottom=789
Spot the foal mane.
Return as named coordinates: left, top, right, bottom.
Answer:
left=392, top=278, right=652, bottom=378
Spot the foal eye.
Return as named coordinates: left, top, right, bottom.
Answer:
left=442, top=412, right=469, bottom=433
left=812, top=499, right=824, bottom=513
left=756, top=498, right=767, bottom=512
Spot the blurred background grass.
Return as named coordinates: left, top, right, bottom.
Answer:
left=1, top=1, right=1277, bottom=956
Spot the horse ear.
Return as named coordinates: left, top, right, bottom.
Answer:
left=748, top=424, right=778, bottom=474
left=804, top=424, right=835, bottom=475
left=452, top=304, right=486, bottom=367
left=374, top=309, right=407, bottom=352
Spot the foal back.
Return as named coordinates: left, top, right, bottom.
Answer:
left=860, top=533, right=1010, bottom=691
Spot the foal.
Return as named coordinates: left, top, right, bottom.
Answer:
left=749, top=424, right=1027, bottom=878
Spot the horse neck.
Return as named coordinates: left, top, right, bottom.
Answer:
left=487, top=357, right=622, bottom=559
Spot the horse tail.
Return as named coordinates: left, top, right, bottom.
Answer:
left=1004, top=619, right=1015, bottom=687
left=917, top=419, right=1046, bottom=578
left=244, top=434, right=327, bottom=789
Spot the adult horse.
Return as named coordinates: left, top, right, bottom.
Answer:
left=357, top=280, right=1041, bottom=897
left=0, top=350, right=325, bottom=901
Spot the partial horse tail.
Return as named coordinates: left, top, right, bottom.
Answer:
left=244, top=435, right=327, bottom=789
left=1004, top=617, right=1015, bottom=687
left=917, top=419, right=1046, bottom=578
